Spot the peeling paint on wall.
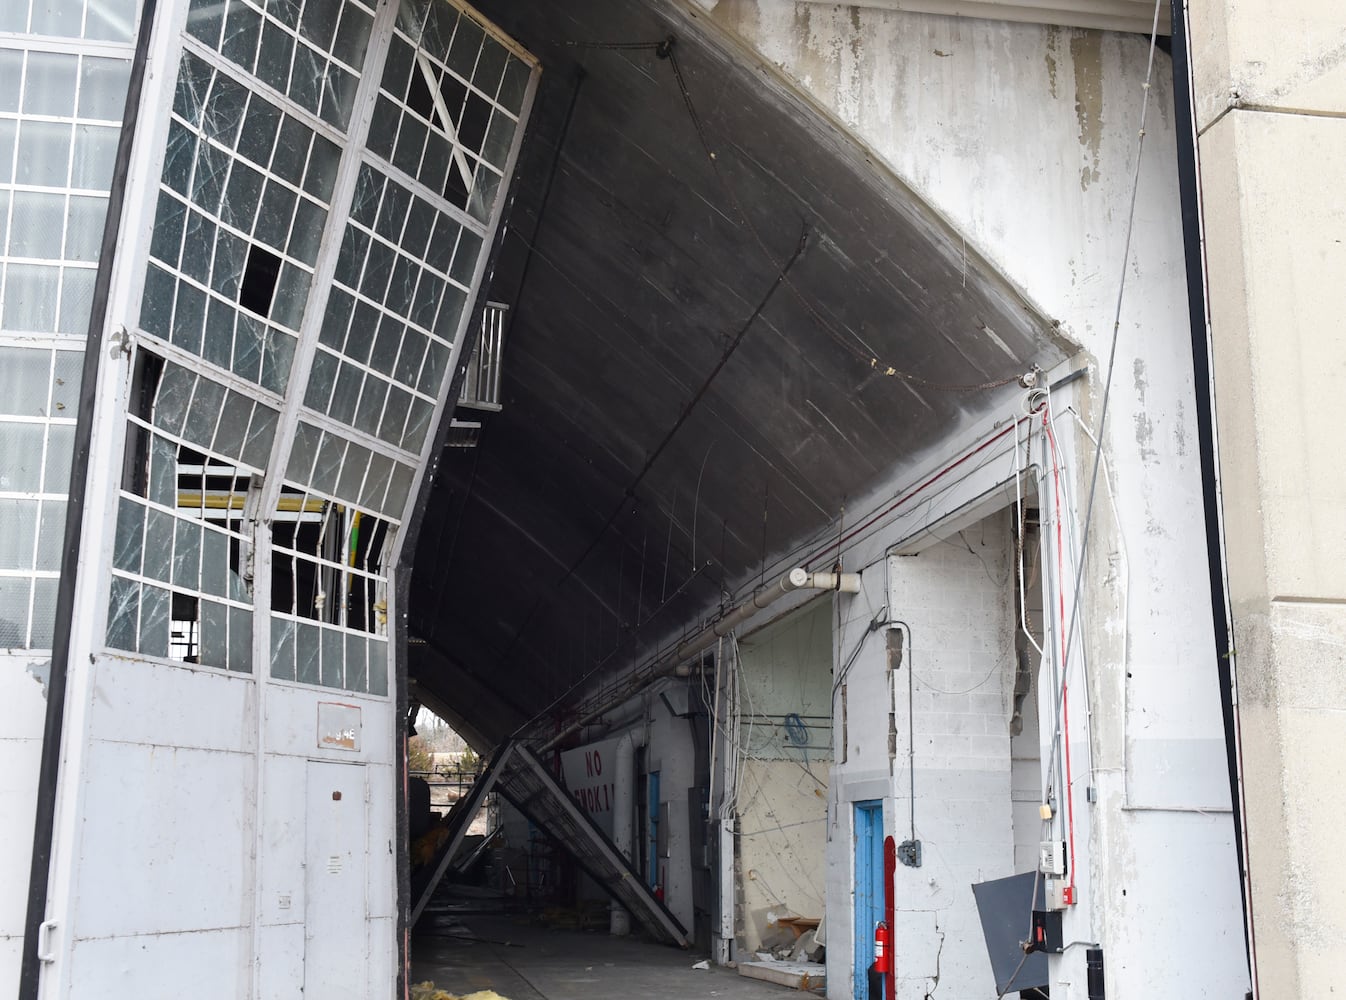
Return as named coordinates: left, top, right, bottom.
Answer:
left=26, top=658, right=51, bottom=697
left=1046, top=25, right=1061, bottom=99
left=1071, top=30, right=1104, bottom=189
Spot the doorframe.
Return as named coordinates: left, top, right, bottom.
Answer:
left=853, top=799, right=884, bottom=999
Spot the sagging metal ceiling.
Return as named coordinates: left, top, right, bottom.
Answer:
left=408, top=0, right=1066, bottom=745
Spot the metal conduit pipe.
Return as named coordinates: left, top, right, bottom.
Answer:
left=609, top=727, right=646, bottom=936
left=671, top=568, right=860, bottom=677
left=538, top=568, right=859, bottom=753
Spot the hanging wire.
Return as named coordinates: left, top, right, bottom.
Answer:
left=571, top=35, right=1026, bottom=393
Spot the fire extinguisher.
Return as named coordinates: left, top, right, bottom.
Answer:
left=873, top=921, right=891, bottom=975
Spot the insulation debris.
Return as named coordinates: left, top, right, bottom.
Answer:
left=410, top=983, right=510, bottom=1000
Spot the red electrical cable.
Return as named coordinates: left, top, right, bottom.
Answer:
left=1043, top=410, right=1078, bottom=900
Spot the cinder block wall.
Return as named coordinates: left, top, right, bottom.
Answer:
left=827, top=513, right=1015, bottom=1000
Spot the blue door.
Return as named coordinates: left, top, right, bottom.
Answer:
left=853, top=800, right=884, bottom=999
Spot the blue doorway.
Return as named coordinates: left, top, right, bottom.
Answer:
left=853, top=800, right=884, bottom=999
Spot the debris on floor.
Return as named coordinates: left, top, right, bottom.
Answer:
left=737, top=958, right=827, bottom=991
left=691, top=959, right=711, bottom=970
left=410, top=982, right=511, bottom=1000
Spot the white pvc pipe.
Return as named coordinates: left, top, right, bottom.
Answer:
left=610, top=727, right=646, bottom=936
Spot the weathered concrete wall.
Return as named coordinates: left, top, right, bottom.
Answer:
left=732, top=600, right=831, bottom=953
left=826, top=514, right=1015, bottom=1000
left=686, top=4, right=1248, bottom=997
left=1187, top=0, right=1346, bottom=993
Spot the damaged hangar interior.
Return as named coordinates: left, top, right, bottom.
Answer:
left=1, top=0, right=1260, bottom=998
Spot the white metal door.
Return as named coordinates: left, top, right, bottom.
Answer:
left=304, top=760, right=368, bottom=1000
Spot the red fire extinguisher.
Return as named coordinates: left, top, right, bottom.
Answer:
left=873, top=921, right=891, bottom=975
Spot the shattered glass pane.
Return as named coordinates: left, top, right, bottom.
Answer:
left=221, top=0, right=263, bottom=72
left=172, top=516, right=202, bottom=590
left=344, top=631, right=367, bottom=692
left=106, top=576, right=139, bottom=652
left=203, top=69, right=250, bottom=146
left=285, top=421, right=321, bottom=483
left=139, top=583, right=171, bottom=657
left=173, top=51, right=214, bottom=128
left=149, top=190, right=188, bottom=268
left=213, top=391, right=251, bottom=461
left=270, top=615, right=295, bottom=679
left=228, top=605, right=252, bottom=671
left=184, top=375, right=226, bottom=449
left=187, top=0, right=226, bottom=47
left=320, top=625, right=343, bottom=687
left=153, top=360, right=195, bottom=436
left=368, top=639, right=388, bottom=695
left=332, top=3, right=373, bottom=69
left=143, top=507, right=174, bottom=583
left=258, top=330, right=295, bottom=395
left=335, top=447, right=366, bottom=501
left=384, top=461, right=413, bottom=515
left=199, top=598, right=228, bottom=667
left=147, top=433, right=178, bottom=508
left=202, top=525, right=230, bottom=598
left=360, top=452, right=392, bottom=512
left=295, top=620, right=320, bottom=684
left=311, top=434, right=345, bottom=495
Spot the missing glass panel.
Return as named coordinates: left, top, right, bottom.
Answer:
left=240, top=243, right=283, bottom=316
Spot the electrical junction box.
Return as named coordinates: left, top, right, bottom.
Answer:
left=1045, top=878, right=1071, bottom=911
left=1039, top=840, right=1067, bottom=876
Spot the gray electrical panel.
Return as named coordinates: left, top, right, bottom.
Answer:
left=971, top=872, right=1049, bottom=995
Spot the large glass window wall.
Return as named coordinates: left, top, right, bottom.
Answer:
left=95, top=0, right=536, bottom=694
left=0, top=3, right=138, bottom=648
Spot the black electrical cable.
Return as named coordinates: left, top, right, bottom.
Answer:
left=1169, top=0, right=1254, bottom=977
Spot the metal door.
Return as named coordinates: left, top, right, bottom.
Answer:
left=853, top=800, right=884, bottom=999
left=304, top=760, right=368, bottom=1000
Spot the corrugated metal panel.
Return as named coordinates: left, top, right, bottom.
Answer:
left=809, top=0, right=1170, bottom=35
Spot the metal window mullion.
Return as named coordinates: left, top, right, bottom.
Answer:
left=0, top=34, right=136, bottom=60
left=388, top=59, right=538, bottom=553
left=181, top=39, right=353, bottom=152
left=255, top=0, right=400, bottom=524
left=295, top=404, right=420, bottom=465
left=360, top=148, right=487, bottom=236
left=311, top=340, right=438, bottom=405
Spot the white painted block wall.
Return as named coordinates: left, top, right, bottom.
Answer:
left=692, top=5, right=1248, bottom=997
left=825, top=514, right=1015, bottom=1000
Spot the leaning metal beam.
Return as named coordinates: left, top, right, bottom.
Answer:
left=498, top=743, right=689, bottom=947
left=408, top=742, right=512, bottom=927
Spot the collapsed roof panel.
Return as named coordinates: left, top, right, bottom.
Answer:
left=409, top=0, right=1067, bottom=739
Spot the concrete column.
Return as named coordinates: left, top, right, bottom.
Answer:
left=1187, top=0, right=1346, bottom=994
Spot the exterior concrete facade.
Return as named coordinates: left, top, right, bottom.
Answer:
left=1186, top=0, right=1346, bottom=994
left=4, top=0, right=1337, bottom=998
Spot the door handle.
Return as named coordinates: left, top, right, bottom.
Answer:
left=38, top=919, right=58, bottom=963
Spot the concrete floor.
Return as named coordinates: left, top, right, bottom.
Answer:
left=411, top=917, right=815, bottom=1000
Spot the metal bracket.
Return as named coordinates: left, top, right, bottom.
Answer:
left=107, top=326, right=133, bottom=360
left=897, top=838, right=922, bottom=867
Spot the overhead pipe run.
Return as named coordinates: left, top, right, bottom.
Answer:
left=670, top=568, right=859, bottom=677
left=538, top=568, right=858, bottom=753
